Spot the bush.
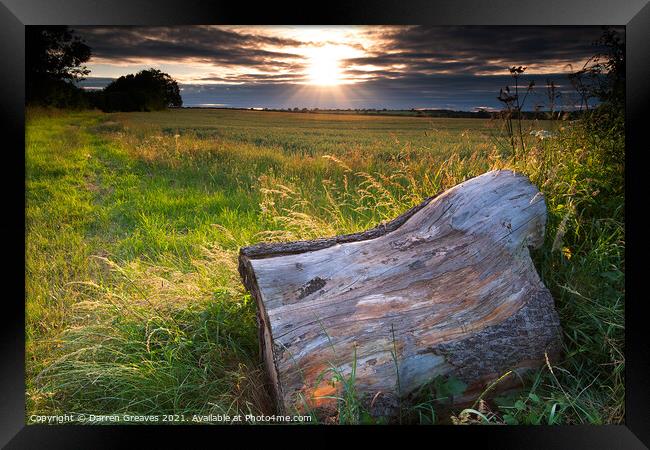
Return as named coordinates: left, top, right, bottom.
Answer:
left=96, top=69, right=182, bottom=112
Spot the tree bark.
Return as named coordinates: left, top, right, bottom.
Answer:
left=239, top=169, right=563, bottom=418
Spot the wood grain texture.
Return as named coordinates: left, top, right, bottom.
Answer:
left=239, top=169, right=563, bottom=417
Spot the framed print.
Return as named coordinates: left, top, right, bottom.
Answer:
left=2, top=0, right=649, bottom=447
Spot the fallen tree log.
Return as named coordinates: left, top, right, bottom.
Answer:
left=239, top=169, right=563, bottom=418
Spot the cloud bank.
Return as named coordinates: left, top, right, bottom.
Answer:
left=74, top=25, right=623, bottom=110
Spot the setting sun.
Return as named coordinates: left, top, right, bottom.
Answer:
left=307, top=46, right=343, bottom=86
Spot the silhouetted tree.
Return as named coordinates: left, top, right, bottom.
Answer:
left=26, top=26, right=91, bottom=106
left=100, top=69, right=182, bottom=111
left=569, top=27, right=625, bottom=113
left=579, top=27, right=625, bottom=162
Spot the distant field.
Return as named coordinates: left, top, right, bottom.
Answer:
left=25, top=108, right=623, bottom=425
left=116, top=108, right=498, bottom=156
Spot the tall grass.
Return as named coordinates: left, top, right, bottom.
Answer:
left=250, top=115, right=624, bottom=425
left=26, top=107, right=623, bottom=425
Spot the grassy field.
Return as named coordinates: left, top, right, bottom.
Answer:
left=26, top=107, right=624, bottom=424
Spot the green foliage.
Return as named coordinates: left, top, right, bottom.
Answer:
left=25, top=27, right=183, bottom=113
left=26, top=26, right=91, bottom=107
left=26, top=111, right=270, bottom=422
left=433, top=376, right=468, bottom=403
left=98, top=69, right=183, bottom=112
left=26, top=26, right=91, bottom=81
left=570, top=27, right=625, bottom=113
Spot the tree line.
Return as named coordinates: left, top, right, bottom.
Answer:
left=26, top=26, right=182, bottom=111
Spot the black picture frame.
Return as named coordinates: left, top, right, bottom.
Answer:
left=2, top=0, right=648, bottom=447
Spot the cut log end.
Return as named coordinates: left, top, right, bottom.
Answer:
left=239, top=169, right=563, bottom=419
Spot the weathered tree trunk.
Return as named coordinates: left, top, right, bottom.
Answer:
left=239, top=170, right=563, bottom=418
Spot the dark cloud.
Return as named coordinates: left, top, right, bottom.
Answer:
left=347, top=26, right=622, bottom=76
left=75, top=25, right=302, bottom=67
left=374, top=26, right=614, bottom=61
left=75, top=25, right=621, bottom=76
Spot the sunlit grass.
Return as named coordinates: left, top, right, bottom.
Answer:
left=26, top=107, right=623, bottom=424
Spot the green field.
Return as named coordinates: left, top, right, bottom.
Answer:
left=26, top=107, right=624, bottom=424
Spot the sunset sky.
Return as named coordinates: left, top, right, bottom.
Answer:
left=74, top=25, right=621, bottom=110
